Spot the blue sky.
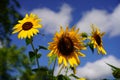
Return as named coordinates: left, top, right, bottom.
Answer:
left=11, top=0, right=120, bottom=79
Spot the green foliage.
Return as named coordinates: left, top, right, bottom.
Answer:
left=81, top=32, right=88, bottom=38
left=57, top=74, right=71, bottom=80
left=26, top=38, right=33, bottom=45
left=107, top=63, right=120, bottom=79
left=0, top=0, right=22, bottom=47
left=39, top=45, right=48, bottom=50
left=29, top=51, right=36, bottom=62
left=69, top=74, right=79, bottom=79
left=0, top=45, right=30, bottom=80
left=88, top=42, right=94, bottom=53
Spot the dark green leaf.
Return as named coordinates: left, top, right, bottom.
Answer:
left=57, top=75, right=70, bottom=80
left=39, top=45, right=48, bottom=50
left=36, top=53, right=41, bottom=58
left=70, top=66, right=76, bottom=74
left=106, top=63, right=119, bottom=70
left=106, top=63, right=120, bottom=78
left=81, top=32, right=88, bottom=38
left=29, top=51, right=35, bottom=62
left=89, top=43, right=94, bottom=53
left=69, top=74, right=79, bottom=79
left=25, top=38, right=33, bottom=45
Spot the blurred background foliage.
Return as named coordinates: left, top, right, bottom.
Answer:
left=0, top=0, right=22, bottom=47
left=0, top=0, right=119, bottom=80
left=0, top=0, right=53, bottom=80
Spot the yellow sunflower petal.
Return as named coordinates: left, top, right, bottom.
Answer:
left=58, top=55, right=63, bottom=65
left=31, top=28, right=39, bottom=35
left=48, top=26, right=86, bottom=67
left=63, top=57, right=67, bottom=66
left=68, top=56, right=74, bottom=67
left=47, top=50, right=54, bottom=57
left=90, top=24, right=106, bottom=55
left=78, top=52, right=86, bottom=57
left=12, top=13, right=42, bottom=39
left=18, top=30, right=25, bottom=39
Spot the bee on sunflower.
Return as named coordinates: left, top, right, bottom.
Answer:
left=90, top=24, right=106, bottom=55
left=48, top=26, right=86, bottom=67
left=12, top=13, right=42, bottom=39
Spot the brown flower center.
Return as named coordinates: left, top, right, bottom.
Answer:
left=22, top=22, right=33, bottom=30
left=58, top=36, right=74, bottom=56
left=94, top=34, right=101, bottom=45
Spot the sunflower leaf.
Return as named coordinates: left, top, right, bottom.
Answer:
left=89, top=43, right=94, bottom=53
left=29, top=51, right=35, bottom=62
left=48, top=54, right=57, bottom=66
left=36, top=53, right=42, bottom=58
left=57, top=74, right=70, bottom=80
left=106, top=63, right=120, bottom=70
left=69, top=74, right=79, bottom=79
left=39, top=45, right=48, bottom=50
left=81, top=32, right=88, bottom=38
left=25, top=38, right=33, bottom=45
left=70, top=66, right=76, bottom=74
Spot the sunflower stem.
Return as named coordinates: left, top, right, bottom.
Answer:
left=52, top=58, right=57, bottom=75
left=65, top=67, right=68, bottom=76
left=31, top=41, right=40, bottom=69
left=58, top=64, right=64, bottom=75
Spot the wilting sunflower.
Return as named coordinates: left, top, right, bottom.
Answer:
left=12, top=13, right=42, bottom=39
left=90, top=24, right=106, bottom=55
left=48, top=26, right=86, bottom=67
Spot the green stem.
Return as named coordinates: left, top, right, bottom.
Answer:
left=52, top=58, right=57, bottom=75
left=31, top=42, right=40, bottom=68
left=58, top=64, right=64, bottom=75
left=65, top=67, right=68, bottom=76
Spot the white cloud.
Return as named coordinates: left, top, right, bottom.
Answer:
left=31, top=4, right=72, bottom=34
left=76, top=4, right=120, bottom=37
left=76, top=55, right=120, bottom=79
left=54, top=55, right=120, bottom=80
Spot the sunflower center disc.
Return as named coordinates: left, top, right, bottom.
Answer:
left=94, top=34, right=101, bottom=45
left=58, top=36, right=74, bottom=56
left=22, top=22, right=33, bottom=30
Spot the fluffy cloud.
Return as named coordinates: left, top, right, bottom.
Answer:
left=76, top=55, right=120, bottom=79
left=54, top=55, right=120, bottom=80
left=76, top=4, right=120, bottom=37
left=31, top=4, right=72, bottom=34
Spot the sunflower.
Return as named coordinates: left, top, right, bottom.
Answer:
left=90, top=24, right=106, bottom=54
left=48, top=26, right=86, bottom=67
left=12, top=13, right=42, bottom=39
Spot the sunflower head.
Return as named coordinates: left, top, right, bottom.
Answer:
left=90, top=24, right=106, bottom=55
left=12, top=13, right=42, bottom=39
left=48, top=26, right=86, bottom=67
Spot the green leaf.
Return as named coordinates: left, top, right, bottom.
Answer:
left=70, top=66, right=76, bottom=74
left=81, top=32, right=88, bottom=38
left=29, top=51, right=35, bottom=62
left=36, top=53, right=41, bottom=58
left=88, top=43, right=94, bottom=53
left=39, top=45, right=48, bottom=50
left=48, top=54, right=57, bottom=66
left=69, top=74, right=79, bottom=79
left=106, top=63, right=119, bottom=70
left=106, top=63, right=120, bottom=78
left=25, top=38, right=33, bottom=45
left=57, top=75, right=70, bottom=80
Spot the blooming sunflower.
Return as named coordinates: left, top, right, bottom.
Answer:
left=12, top=13, right=42, bottom=39
left=48, top=26, right=86, bottom=67
left=90, top=24, right=106, bottom=55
